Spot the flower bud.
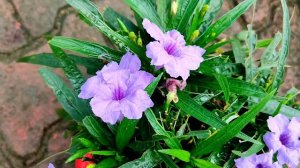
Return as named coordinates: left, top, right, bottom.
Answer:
left=200, top=4, right=209, bottom=17
left=128, top=31, right=137, bottom=42
left=137, top=37, right=143, bottom=47
left=171, top=0, right=178, bottom=16
left=189, top=30, right=200, bottom=42
left=117, top=19, right=129, bottom=33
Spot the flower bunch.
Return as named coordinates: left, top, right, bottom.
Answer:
left=21, top=0, right=300, bottom=167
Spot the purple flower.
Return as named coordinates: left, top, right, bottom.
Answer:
left=263, top=114, right=300, bottom=167
left=235, top=152, right=280, bottom=168
left=79, top=52, right=154, bottom=124
left=142, top=19, right=205, bottom=80
left=48, top=163, right=55, bottom=168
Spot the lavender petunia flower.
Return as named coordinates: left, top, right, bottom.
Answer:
left=48, top=163, right=55, bottom=168
left=143, top=18, right=205, bottom=80
left=79, top=52, right=154, bottom=124
left=235, top=152, right=280, bottom=168
left=263, top=114, right=300, bottom=167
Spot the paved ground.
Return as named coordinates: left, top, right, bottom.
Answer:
left=0, top=0, right=299, bottom=167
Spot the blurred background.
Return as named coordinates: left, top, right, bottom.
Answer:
left=0, top=0, right=299, bottom=167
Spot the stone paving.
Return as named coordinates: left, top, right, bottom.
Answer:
left=0, top=0, right=299, bottom=167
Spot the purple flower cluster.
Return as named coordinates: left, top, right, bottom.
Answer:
left=235, top=114, right=300, bottom=168
left=143, top=19, right=205, bottom=80
left=263, top=114, right=300, bottom=167
left=79, top=52, right=154, bottom=124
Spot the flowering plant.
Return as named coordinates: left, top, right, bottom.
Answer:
left=19, top=0, right=300, bottom=167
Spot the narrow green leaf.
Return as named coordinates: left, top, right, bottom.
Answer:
left=188, top=75, right=266, bottom=98
left=65, top=0, right=146, bottom=61
left=231, top=39, right=246, bottom=64
left=66, top=148, right=92, bottom=163
left=145, top=109, right=182, bottom=149
left=96, top=158, right=117, bottom=168
left=18, top=53, right=103, bottom=75
left=192, top=158, right=222, bottom=168
left=175, top=0, right=200, bottom=34
left=50, top=45, right=85, bottom=93
left=200, top=0, right=224, bottom=32
left=39, top=68, right=90, bottom=121
left=119, top=150, right=162, bottom=168
left=158, top=149, right=190, bottom=162
left=205, top=40, right=232, bottom=55
left=156, top=144, right=180, bottom=168
left=124, top=0, right=164, bottom=29
left=91, top=150, right=116, bottom=156
left=49, top=36, right=122, bottom=61
left=245, top=25, right=257, bottom=82
left=83, top=116, right=113, bottom=146
left=214, top=74, right=230, bottom=103
left=115, top=73, right=163, bottom=151
left=191, top=90, right=275, bottom=156
left=232, top=137, right=264, bottom=157
left=156, top=0, right=171, bottom=26
left=271, top=0, right=291, bottom=90
left=260, top=32, right=282, bottom=69
left=103, top=7, right=138, bottom=32
left=176, top=91, right=262, bottom=145
left=78, top=138, right=96, bottom=148
left=196, top=0, right=255, bottom=46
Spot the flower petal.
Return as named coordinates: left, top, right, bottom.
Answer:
left=166, top=30, right=186, bottom=46
left=267, top=114, right=290, bottom=133
left=179, top=45, right=205, bottom=70
left=48, top=163, right=55, bottom=168
left=142, top=18, right=165, bottom=41
left=164, top=58, right=190, bottom=80
left=119, top=52, right=141, bottom=73
left=277, top=148, right=300, bottom=167
left=79, top=75, right=104, bottom=99
left=121, top=90, right=153, bottom=119
left=263, top=132, right=282, bottom=152
left=146, top=41, right=171, bottom=66
left=127, top=71, right=154, bottom=91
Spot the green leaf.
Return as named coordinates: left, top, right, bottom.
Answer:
left=65, top=0, right=146, bottom=61
left=188, top=75, right=266, bottom=98
left=260, top=32, right=282, bottom=70
left=124, top=0, right=164, bottom=29
left=156, top=0, right=171, bottom=26
left=175, top=0, right=200, bottom=34
left=231, top=39, right=246, bottom=64
left=191, top=90, right=275, bottom=156
left=116, top=119, right=139, bottom=150
left=156, top=144, right=180, bottom=168
left=196, top=0, right=255, bottom=46
left=49, top=36, right=123, bottom=61
left=245, top=25, right=257, bottom=82
left=50, top=45, right=85, bottom=93
left=82, top=116, right=113, bottom=146
left=18, top=53, right=103, bottom=74
left=205, top=40, right=232, bottom=55
left=78, top=138, right=96, bottom=148
left=145, top=109, right=182, bottom=149
left=200, top=0, right=224, bottom=32
left=91, top=150, right=116, bottom=156
left=192, top=158, right=222, bottom=168
left=176, top=91, right=261, bottom=145
left=119, top=150, right=162, bottom=168
left=271, top=0, right=291, bottom=90
left=158, top=149, right=190, bottom=162
left=115, top=73, right=163, bottom=151
left=187, top=130, right=211, bottom=139
left=39, top=68, right=90, bottom=121
left=96, top=158, right=118, bottom=168
left=232, top=137, right=264, bottom=157
left=66, top=148, right=92, bottom=163
left=103, top=7, right=138, bottom=32
left=214, top=74, right=230, bottom=103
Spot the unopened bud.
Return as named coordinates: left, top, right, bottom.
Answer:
left=137, top=37, right=143, bottom=47
left=128, top=32, right=137, bottom=42
left=189, top=30, right=200, bottom=42
left=200, top=4, right=209, bottom=17
left=117, top=19, right=129, bottom=33
left=87, top=164, right=96, bottom=168
left=171, top=0, right=178, bottom=16
left=167, top=91, right=179, bottom=104
left=216, top=48, right=224, bottom=55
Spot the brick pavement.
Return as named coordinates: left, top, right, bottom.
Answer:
left=0, top=0, right=299, bottom=167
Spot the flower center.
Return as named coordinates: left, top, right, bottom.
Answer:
left=164, top=41, right=180, bottom=56
left=279, top=133, right=292, bottom=147
left=113, top=87, right=125, bottom=101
